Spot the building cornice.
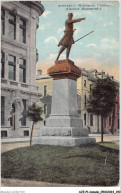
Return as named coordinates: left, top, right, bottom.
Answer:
left=1, top=86, right=41, bottom=97
left=20, top=1, right=44, bottom=16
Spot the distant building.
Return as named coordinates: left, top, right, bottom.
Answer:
left=1, top=1, right=44, bottom=138
left=77, top=68, right=101, bottom=133
left=36, top=72, right=52, bottom=132
left=106, top=83, right=119, bottom=133
left=77, top=68, right=119, bottom=134
left=36, top=68, right=119, bottom=134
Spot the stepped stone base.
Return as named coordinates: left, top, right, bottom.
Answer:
left=33, top=136, right=96, bottom=147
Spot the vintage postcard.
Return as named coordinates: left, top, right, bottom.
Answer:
left=1, top=0, right=120, bottom=193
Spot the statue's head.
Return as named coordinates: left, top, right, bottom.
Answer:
left=68, top=13, right=73, bottom=19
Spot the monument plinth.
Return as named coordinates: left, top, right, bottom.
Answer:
left=48, top=59, right=81, bottom=80
left=33, top=60, right=96, bottom=146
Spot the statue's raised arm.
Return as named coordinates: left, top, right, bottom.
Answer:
left=56, top=13, right=86, bottom=61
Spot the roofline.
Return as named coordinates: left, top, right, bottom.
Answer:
left=36, top=75, right=52, bottom=80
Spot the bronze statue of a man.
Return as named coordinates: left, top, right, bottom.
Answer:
left=56, top=13, right=86, bottom=61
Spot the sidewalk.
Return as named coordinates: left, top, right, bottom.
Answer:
left=1, top=178, right=86, bottom=187
left=1, top=178, right=120, bottom=187
left=89, top=134, right=120, bottom=144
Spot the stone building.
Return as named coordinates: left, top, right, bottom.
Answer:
left=1, top=1, right=44, bottom=138
left=36, top=68, right=119, bottom=134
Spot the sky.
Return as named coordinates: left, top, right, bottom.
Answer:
left=36, top=1, right=119, bottom=80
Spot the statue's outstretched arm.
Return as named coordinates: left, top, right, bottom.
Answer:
left=67, top=18, right=86, bottom=24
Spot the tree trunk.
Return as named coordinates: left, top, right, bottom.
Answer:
left=30, top=121, right=35, bottom=146
left=101, top=116, right=104, bottom=143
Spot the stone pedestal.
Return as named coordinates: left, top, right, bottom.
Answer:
left=33, top=60, right=96, bottom=146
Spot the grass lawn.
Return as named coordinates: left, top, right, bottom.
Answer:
left=1, top=143, right=119, bottom=186
left=98, top=142, right=119, bottom=150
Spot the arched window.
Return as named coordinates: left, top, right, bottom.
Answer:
left=10, top=103, right=15, bottom=130
left=21, top=99, right=26, bottom=126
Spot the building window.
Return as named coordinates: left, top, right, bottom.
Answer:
left=19, top=59, right=26, bottom=83
left=44, top=85, right=47, bottom=96
left=1, top=9, right=5, bottom=35
left=19, top=18, right=26, bottom=43
left=8, top=13, right=16, bottom=39
left=38, top=69, right=42, bottom=76
left=21, top=99, right=27, bottom=126
left=1, top=52, right=5, bottom=78
left=84, top=80, right=86, bottom=87
left=109, top=116, right=112, bottom=126
left=1, top=131, right=7, bottom=138
left=1, top=96, right=5, bottom=126
left=84, top=95, right=87, bottom=108
left=24, top=130, right=29, bottom=136
left=8, top=55, right=16, bottom=80
left=84, top=113, right=86, bottom=125
left=44, top=104, right=47, bottom=114
left=90, top=114, right=93, bottom=126
left=90, top=84, right=92, bottom=91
